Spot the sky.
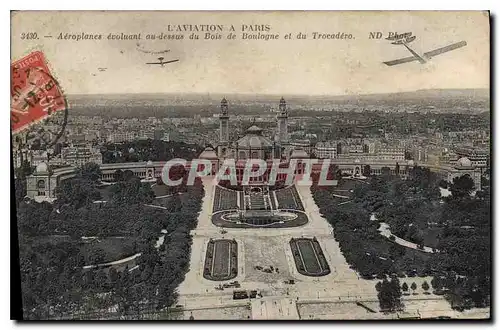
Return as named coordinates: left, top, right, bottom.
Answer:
left=11, top=11, right=490, bottom=95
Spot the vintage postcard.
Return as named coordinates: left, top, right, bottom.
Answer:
left=11, top=11, right=490, bottom=320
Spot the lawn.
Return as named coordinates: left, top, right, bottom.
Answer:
left=213, top=186, right=239, bottom=212
left=297, top=240, right=321, bottom=274
left=213, top=240, right=231, bottom=277
left=275, top=186, right=304, bottom=211
left=151, top=183, right=172, bottom=197
left=290, top=238, right=330, bottom=276
left=24, top=235, right=137, bottom=267
left=79, top=237, right=136, bottom=264
left=96, top=185, right=115, bottom=201
left=203, top=239, right=238, bottom=281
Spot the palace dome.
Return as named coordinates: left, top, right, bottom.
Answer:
left=456, top=157, right=472, bottom=168
left=35, top=162, right=49, bottom=173
left=236, top=125, right=273, bottom=149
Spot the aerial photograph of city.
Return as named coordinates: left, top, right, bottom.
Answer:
left=10, top=11, right=490, bottom=320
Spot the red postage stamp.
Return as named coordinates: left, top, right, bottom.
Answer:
left=11, top=51, right=67, bottom=134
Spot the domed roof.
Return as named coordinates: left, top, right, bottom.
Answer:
left=36, top=162, right=49, bottom=173
left=199, top=147, right=218, bottom=159
left=146, top=160, right=153, bottom=166
left=237, top=135, right=273, bottom=149
left=456, top=157, right=472, bottom=168
left=237, top=126, right=273, bottom=149
left=290, top=149, right=309, bottom=159
left=246, top=125, right=263, bottom=134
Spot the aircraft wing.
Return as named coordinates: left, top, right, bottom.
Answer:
left=423, top=41, right=467, bottom=59
left=146, top=59, right=179, bottom=65
left=383, top=55, right=419, bottom=66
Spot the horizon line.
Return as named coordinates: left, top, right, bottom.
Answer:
left=66, top=87, right=489, bottom=97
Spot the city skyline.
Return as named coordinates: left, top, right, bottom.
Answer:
left=66, top=87, right=490, bottom=97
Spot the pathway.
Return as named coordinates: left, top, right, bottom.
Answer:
left=377, top=221, right=437, bottom=253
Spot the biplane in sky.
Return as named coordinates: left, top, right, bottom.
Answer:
left=383, top=32, right=467, bottom=66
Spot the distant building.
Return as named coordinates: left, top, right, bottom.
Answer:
left=454, top=146, right=489, bottom=169
left=26, top=162, right=58, bottom=202
left=138, top=130, right=155, bottom=140
left=67, top=134, right=86, bottom=143
left=414, top=147, right=428, bottom=162
left=315, top=141, right=337, bottom=159
left=290, top=139, right=314, bottom=156
left=153, top=129, right=164, bottom=140
left=447, top=157, right=482, bottom=191
left=347, top=144, right=364, bottom=154
left=61, top=144, right=103, bottom=166
left=161, top=132, right=170, bottom=142
left=30, top=150, right=50, bottom=167
left=376, top=147, right=405, bottom=161
left=107, top=132, right=136, bottom=143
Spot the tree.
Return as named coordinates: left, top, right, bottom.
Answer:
left=324, top=163, right=338, bottom=181
left=449, top=175, right=475, bottom=199
left=381, top=167, right=391, bottom=178
left=362, top=164, right=371, bottom=177
left=113, top=169, right=124, bottom=182
left=438, top=179, right=449, bottom=189
left=377, top=278, right=402, bottom=312
left=109, top=267, right=119, bottom=284
left=55, top=178, right=102, bottom=209
left=123, top=170, right=135, bottom=181
left=431, top=277, right=442, bottom=291
left=422, top=281, right=430, bottom=293
left=15, top=178, right=27, bottom=206
left=93, top=248, right=105, bottom=265
left=77, top=162, right=102, bottom=183
left=110, top=177, right=155, bottom=205
left=17, top=174, right=206, bottom=320
left=401, top=282, right=409, bottom=294
left=410, top=282, right=417, bottom=293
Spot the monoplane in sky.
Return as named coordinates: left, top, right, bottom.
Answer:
left=383, top=32, right=467, bottom=66
left=146, top=56, right=179, bottom=67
